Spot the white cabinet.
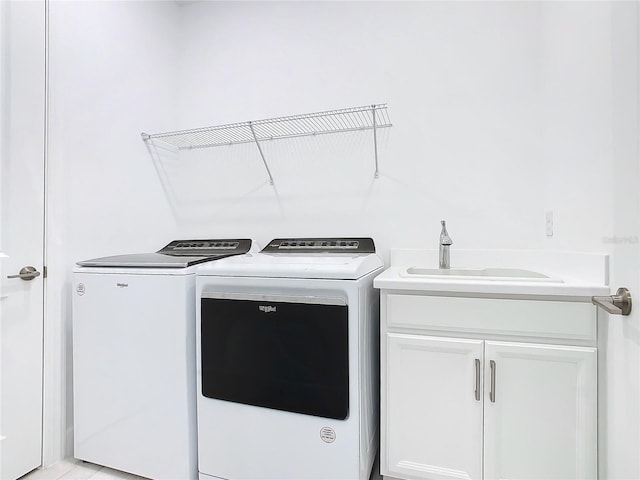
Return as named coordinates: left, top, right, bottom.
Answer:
left=386, top=334, right=483, bottom=480
left=483, top=341, right=596, bottom=480
left=381, top=294, right=597, bottom=480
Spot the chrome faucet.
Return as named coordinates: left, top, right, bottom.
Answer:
left=439, top=220, right=453, bottom=269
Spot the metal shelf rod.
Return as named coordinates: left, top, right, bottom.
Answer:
left=248, top=121, right=275, bottom=186
left=372, top=105, right=379, bottom=178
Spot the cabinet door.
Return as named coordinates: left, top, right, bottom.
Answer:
left=484, top=341, right=597, bottom=480
left=384, top=333, right=483, bottom=480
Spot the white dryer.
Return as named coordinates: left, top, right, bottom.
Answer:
left=196, top=238, right=384, bottom=480
left=72, top=239, right=252, bottom=480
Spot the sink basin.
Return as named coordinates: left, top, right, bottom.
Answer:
left=403, top=267, right=563, bottom=283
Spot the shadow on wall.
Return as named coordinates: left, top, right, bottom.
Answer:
left=143, top=127, right=398, bottom=225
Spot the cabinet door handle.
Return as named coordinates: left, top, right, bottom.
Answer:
left=489, top=360, right=496, bottom=403
left=474, top=358, right=481, bottom=401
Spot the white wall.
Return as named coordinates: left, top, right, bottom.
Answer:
left=45, top=1, right=639, bottom=477
left=172, top=1, right=614, bottom=256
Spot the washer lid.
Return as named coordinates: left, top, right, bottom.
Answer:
left=76, top=239, right=252, bottom=268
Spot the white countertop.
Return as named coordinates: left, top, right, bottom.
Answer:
left=374, top=249, right=611, bottom=300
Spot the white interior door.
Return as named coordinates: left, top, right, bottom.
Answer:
left=0, top=1, right=46, bottom=479
left=604, top=3, right=640, bottom=478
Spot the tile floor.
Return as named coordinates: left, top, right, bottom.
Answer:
left=21, top=457, right=383, bottom=480
left=20, top=459, right=148, bottom=480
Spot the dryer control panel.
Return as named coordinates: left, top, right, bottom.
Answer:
left=262, top=237, right=375, bottom=254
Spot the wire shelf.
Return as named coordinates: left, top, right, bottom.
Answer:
left=142, top=104, right=391, bottom=185
left=142, top=104, right=391, bottom=150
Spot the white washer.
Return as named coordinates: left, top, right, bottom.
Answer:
left=196, top=238, right=384, bottom=480
left=72, top=239, right=252, bottom=480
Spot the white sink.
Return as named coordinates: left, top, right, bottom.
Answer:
left=403, top=267, right=564, bottom=283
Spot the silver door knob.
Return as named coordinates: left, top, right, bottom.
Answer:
left=592, top=287, right=632, bottom=316
left=7, top=266, right=41, bottom=281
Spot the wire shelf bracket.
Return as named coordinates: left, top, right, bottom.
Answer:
left=141, top=104, right=391, bottom=185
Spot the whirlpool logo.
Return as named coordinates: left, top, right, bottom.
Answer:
left=258, top=305, right=277, bottom=313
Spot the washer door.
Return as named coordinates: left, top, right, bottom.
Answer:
left=200, top=293, right=349, bottom=420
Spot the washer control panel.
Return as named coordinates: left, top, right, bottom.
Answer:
left=159, top=239, right=252, bottom=256
left=262, top=238, right=375, bottom=254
